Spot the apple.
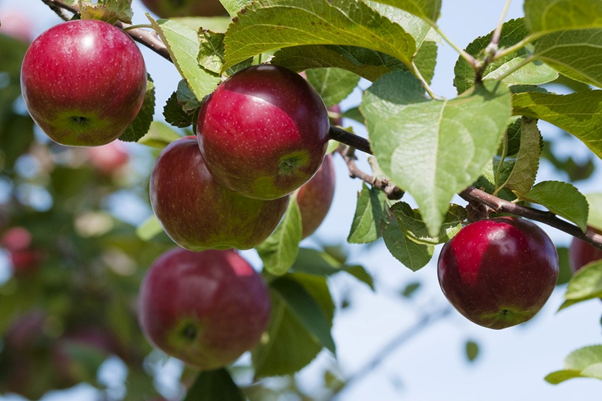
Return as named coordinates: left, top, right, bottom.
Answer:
left=437, top=217, right=559, bottom=329
left=1, top=226, right=32, bottom=251
left=197, top=64, right=330, bottom=200
left=296, top=154, right=336, bottom=239
left=141, top=0, right=226, bottom=18
left=87, top=140, right=129, bottom=175
left=20, top=19, right=147, bottom=147
left=0, top=9, right=33, bottom=43
left=569, top=227, right=602, bottom=273
left=150, top=136, right=289, bottom=251
left=138, top=248, right=271, bottom=370
left=1, top=226, right=42, bottom=276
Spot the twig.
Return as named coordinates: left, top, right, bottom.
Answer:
left=40, top=0, right=171, bottom=62
left=329, top=306, right=452, bottom=400
left=336, top=145, right=404, bottom=200
left=327, top=127, right=602, bottom=250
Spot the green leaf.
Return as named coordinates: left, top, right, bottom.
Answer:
left=365, top=1, right=431, bottom=45
left=380, top=210, right=434, bottom=271
left=532, top=29, right=602, bottom=88
left=367, top=0, right=441, bottom=24
left=148, top=16, right=220, bottom=101
left=465, top=340, right=479, bottom=362
left=257, top=197, right=302, bottom=276
left=273, top=45, right=407, bottom=82
left=563, top=261, right=602, bottom=303
left=500, top=117, right=541, bottom=196
left=347, top=183, right=387, bottom=244
left=524, top=0, right=602, bottom=34
left=326, top=140, right=340, bottom=154
left=400, top=281, right=421, bottom=298
left=586, top=193, right=602, bottom=231
left=512, top=90, right=602, bottom=159
left=414, top=39, right=438, bottom=85
left=252, top=273, right=334, bottom=378
left=305, top=68, right=360, bottom=107
left=119, top=75, right=155, bottom=142
left=164, top=92, right=194, bottom=128
left=391, top=202, right=466, bottom=245
left=223, top=0, right=417, bottom=72
left=546, top=345, right=602, bottom=384
left=291, top=247, right=375, bottom=290
left=79, top=0, right=133, bottom=24
left=220, top=0, right=252, bottom=17
left=271, top=276, right=336, bottom=354
left=521, top=181, right=588, bottom=231
left=363, top=71, right=511, bottom=236
left=198, top=30, right=225, bottom=74
left=135, top=215, right=163, bottom=241
left=137, top=121, right=183, bottom=149
left=454, top=19, right=558, bottom=94
left=501, top=116, right=523, bottom=157
left=170, top=16, right=232, bottom=33
left=183, top=368, right=244, bottom=401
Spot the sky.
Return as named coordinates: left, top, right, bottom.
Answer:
left=1, top=1, right=601, bottom=400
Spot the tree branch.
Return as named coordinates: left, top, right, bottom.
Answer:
left=40, top=0, right=172, bottom=62
left=327, top=126, right=602, bottom=250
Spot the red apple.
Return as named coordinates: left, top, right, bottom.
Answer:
left=87, top=140, right=129, bottom=175
left=141, top=0, right=226, bottom=17
left=1, top=226, right=32, bottom=252
left=438, top=217, right=559, bottom=329
left=0, top=9, right=33, bottom=43
left=150, top=136, right=289, bottom=251
left=138, top=248, right=271, bottom=370
left=569, top=227, right=602, bottom=273
left=20, top=19, right=147, bottom=146
left=197, top=64, right=329, bottom=200
left=296, top=154, right=336, bottom=239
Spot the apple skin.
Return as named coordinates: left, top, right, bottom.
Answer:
left=87, top=140, right=129, bottom=175
left=438, top=217, right=559, bottom=329
left=197, top=64, right=329, bottom=200
left=296, top=154, right=336, bottom=239
left=150, top=136, right=289, bottom=251
left=20, top=19, right=147, bottom=147
left=141, top=0, right=226, bottom=17
left=569, top=229, right=602, bottom=273
left=138, top=248, right=271, bottom=370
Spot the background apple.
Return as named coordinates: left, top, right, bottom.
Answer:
left=197, top=64, right=330, bottom=200
left=141, top=0, right=226, bottom=18
left=0, top=9, right=33, bottom=43
left=1, top=226, right=43, bottom=276
left=138, top=248, right=271, bottom=370
left=569, top=227, right=602, bottom=273
left=20, top=19, right=147, bottom=147
left=150, top=136, right=289, bottom=251
left=86, top=140, right=130, bottom=175
left=438, top=217, right=559, bottom=329
left=296, top=154, right=336, bottom=239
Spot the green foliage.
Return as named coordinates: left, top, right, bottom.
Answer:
left=120, top=75, right=156, bottom=142
left=363, top=71, right=511, bottom=236
left=305, top=68, right=360, bottom=107
left=499, top=117, right=541, bottom=196
left=184, top=368, right=245, bottom=401
left=257, top=197, right=302, bottom=276
left=561, top=261, right=602, bottom=308
left=347, top=183, right=387, bottom=244
left=465, top=340, right=480, bottom=362
left=546, top=345, right=602, bottom=384
left=78, top=0, right=133, bottom=24
left=391, top=202, right=466, bottom=246
left=586, top=193, right=602, bottom=231
left=137, top=121, right=182, bottom=149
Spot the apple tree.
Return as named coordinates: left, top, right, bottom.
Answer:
left=1, top=0, right=602, bottom=399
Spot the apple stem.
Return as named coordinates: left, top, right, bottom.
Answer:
left=329, top=126, right=602, bottom=250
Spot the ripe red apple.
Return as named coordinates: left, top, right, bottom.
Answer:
left=438, top=217, right=559, bottom=329
left=0, top=9, right=33, bottom=42
left=197, top=64, right=330, bottom=200
left=296, top=154, right=336, bottom=239
left=20, top=19, right=147, bottom=147
left=569, top=227, right=602, bottom=273
left=1, top=226, right=32, bottom=252
left=87, top=140, right=129, bottom=175
left=150, top=136, right=289, bottom=251
left=1, top=227, right=42, bottom=276
left=138, top=248, right=271, bottom=370
left=141, top=0, right=226, bottom=17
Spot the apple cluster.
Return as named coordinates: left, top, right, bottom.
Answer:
left=19, top=17, right=337, bottom=371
